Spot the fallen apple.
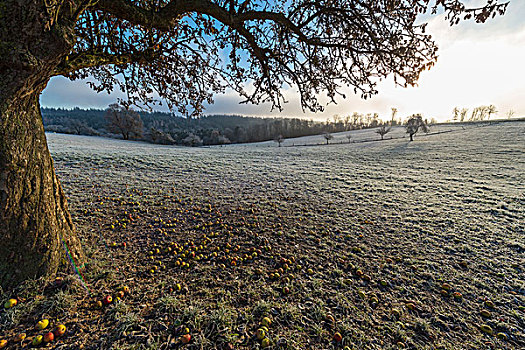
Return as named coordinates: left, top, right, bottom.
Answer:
left=480, top=309, right=491, bottom=318
left=54, top=324, right=66, bottom=337
left=333, top=332, right=343, bottom=342
left=181, top=334, right=191, bottom=344
left=36, top=319, right=49, bottom=330
left=496, top=332, right=508, bottom=340
left=43, top=332, right=54, bottom=343
left=484, top=300, right=495, bottom=308
left=261, top=338, right=270, bottom=348
left=261, top=317, right=272, bottom=327
left=0, top=340, right=7, bottom=349
left=4, top=298, right=17, bottom=309
left=480, top=324, right=493, bottom=335
left=391, top=308, right=402, bottom=318
left=32, top=335, right=43, bottom=346
left=13, top=333, right=26, bottom=342
left=453, top=292, right=463, bottom=300
left=256, top=328, right=266, bottom=340
left=103, top=295, right=113, bottom=305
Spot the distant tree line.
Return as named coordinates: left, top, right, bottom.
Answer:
left=42, top=107, right=396, bottom=146
left=452, top=105, right=498, bottom=122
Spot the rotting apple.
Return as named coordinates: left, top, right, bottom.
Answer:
left=333, top=332, right=343, bottom=342
left=13, top=333, right=26, bottom=342
left=181, top=334, right=191, bottom=344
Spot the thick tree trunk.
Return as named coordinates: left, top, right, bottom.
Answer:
left=0, top=0, right=84, bottom=290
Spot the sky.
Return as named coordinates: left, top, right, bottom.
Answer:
left=40, top=1, right=525, bottom=122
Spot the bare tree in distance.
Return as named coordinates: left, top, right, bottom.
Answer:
left=507, top=110, right=516, bottom=119
left=487, top=105, right=497, bottom=119
left=406, top=115, right=429, bottom=141
left=460, top=108, right=469, bottom=122
left=452, top=107, right=460, bottom=122
left=105, top=104, right=144, bottom=140
left=391, top=108, right=399, bottom=126
left=0, top=0, right=509, bottom=289
left=323, top=132, right=334, bottom=145
left=470, top=106, right=492, bottom=121
left=376, top=125, right=392, bottom=140
left=274, top=134, right=284, bottom=147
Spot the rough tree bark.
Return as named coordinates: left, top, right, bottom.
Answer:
left=0, top=0, right=84, bottom=290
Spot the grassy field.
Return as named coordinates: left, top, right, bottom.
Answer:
left=1, top=122, right=524, bottom=349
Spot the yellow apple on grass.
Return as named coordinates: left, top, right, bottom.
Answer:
left=261, top=338, right=270, bottom=348
left=0, top=340, right=7, bottom=348
left=480, top=309, right=491, bottom=318
left=4, top=298, right=17, bottom=309
left=32, top=335, right=43, bottom=346
left=54, top=324, right=66, bottom=337
left=484, top=300, right=495, bottom=308
left=261, top=317, right=272, bottom=327
left=36, top=319, right=49, bottom=330
left=256, top=328, right=266, bottom=340
left=480, top=324, right=493, bottom=335
left=496, top=332, right=508, bottom=340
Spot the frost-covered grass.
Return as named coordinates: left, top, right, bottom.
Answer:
left=5, top=122, right=521, bottom=349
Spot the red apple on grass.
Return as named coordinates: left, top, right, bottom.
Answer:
left=43, top=332, right=54, bottom=343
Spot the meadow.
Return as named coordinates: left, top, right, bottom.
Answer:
left=1, top=122, right=523, bottom=349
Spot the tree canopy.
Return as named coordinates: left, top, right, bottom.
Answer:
left=54, top=0, right=508, bottom=116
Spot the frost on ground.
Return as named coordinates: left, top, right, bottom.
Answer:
left=35, top=122, right=525, bottom=349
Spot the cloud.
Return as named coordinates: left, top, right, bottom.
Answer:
left=41, top=77, right=126, bottom=109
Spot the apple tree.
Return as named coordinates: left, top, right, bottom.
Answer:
left=0, top=0, right=509, bottom=289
